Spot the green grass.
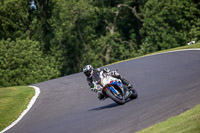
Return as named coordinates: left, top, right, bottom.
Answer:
left=137, top=104, right=200, bottom=133
left=0, top=86, right=34, bottom=131
left=151, top=42, right=200, bottom=53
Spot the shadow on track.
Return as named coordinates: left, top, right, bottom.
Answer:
left=89, top=103, right=120, bottom=111
left=89, top=99, right=134, bottom=111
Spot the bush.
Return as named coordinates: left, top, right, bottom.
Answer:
left=0, top=39, right=60, bottom=87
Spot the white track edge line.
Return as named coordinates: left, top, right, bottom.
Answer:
left=129, top=48, right=200, bottom=61
left=143, top=48, right=200, bottom=58
left=107, top=48, right=200, bottom=66
left=0, top=86, right=40, bottom=133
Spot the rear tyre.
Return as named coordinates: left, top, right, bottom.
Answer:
left=130, top=89, right=138, bottom=99
left=106, top=89, right=125, bottom=105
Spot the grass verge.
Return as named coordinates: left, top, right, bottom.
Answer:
left=0, top=86, right=34, bottom=131
left=150, top=42, right=200, bottom=54
left=107, top=42, right=200, bottom=66
left=137, top=104, right=200, bottom=133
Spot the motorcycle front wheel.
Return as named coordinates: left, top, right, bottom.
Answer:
left=106, top=89, right=125, bottom=105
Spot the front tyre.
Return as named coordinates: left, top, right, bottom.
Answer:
left=106, top=89, right=125, bottom=105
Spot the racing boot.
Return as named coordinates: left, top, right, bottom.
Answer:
left=127, top=84, right=133, bottom=90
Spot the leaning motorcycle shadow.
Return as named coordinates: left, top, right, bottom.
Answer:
left=89, top=99, right=132, bottom=111
left=89, top=102, right=119, bottom=111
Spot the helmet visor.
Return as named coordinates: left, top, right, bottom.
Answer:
left=84, top=71, right=91, bottom=77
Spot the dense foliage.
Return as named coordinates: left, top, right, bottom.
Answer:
left=0, top=39, right=60, bottom=87
left=0, top=0, right=199, bottom=87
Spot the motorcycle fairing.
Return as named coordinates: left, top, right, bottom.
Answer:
left=106, top=80, right=124, bottom=97
left=100, top=74, right=125, bottom=98
left=110, top=80, right=122, bottom=88
left=109, top=86, right=118, bottom=95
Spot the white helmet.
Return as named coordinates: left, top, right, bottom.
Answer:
left=83, top=65, right=93, bottom=78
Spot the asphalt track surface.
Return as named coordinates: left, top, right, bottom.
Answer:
left=6, top=50, right=200, bottom=133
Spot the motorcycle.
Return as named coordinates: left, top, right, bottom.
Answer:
left=95, top=72, right=138, bottom=105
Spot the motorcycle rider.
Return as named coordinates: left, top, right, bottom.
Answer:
left=83, top=65, right=133, bottom=100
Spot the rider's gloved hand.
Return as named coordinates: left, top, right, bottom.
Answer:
left=91, top=88, right=98, bottom=93
left=103, top=68, right=110, bottom=73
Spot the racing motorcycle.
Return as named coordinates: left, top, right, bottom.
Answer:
left=95, top=72, right=138, bottom=105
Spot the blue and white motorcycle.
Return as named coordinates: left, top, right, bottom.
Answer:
left=96, top=72, right=138, bottom=105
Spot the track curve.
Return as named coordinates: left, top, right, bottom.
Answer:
left=6, top=50, right=200, bottom=133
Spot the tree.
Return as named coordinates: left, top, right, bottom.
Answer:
left=90, top=33, right=137, bottom=65
left=140, top=0, right=199, bottom=54
left=49, top=0, right=98, bottom=74
left=0, top=0, right=32, bottom=40
left=0, top=39, right=60, bottom=87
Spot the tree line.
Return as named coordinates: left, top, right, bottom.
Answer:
left=0, top=0, right=199, bottom=87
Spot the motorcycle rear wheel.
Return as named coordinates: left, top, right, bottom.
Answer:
left=130, top=89, right=138, bottom=99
